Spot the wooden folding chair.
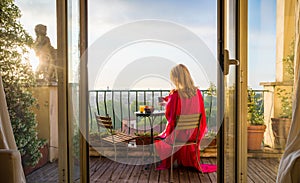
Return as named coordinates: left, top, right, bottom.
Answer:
left=95, top=114, right=137, bottom=161
left=170, top=113, right=202, bottom=182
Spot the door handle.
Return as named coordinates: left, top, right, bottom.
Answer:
left=224, top=49, right=239, bottom=75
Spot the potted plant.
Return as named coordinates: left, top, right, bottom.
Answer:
left=271, top=43, right=294, bottom=149
left=271, top=88, right=292, bottom=149
left=247, top=89, right=266, bottom=150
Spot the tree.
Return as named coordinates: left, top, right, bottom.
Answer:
left=0, top=0, right=45, bottom=166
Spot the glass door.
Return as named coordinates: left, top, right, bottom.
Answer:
left=57, top=0, right=89, bottom=182
left=218, top=0, right=248, bottom=182
left=69, top=0, right=248, bottom=182
left=86, top=0, right=220, bottom=182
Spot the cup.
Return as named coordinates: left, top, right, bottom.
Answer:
left=158, top=97, right=164, bottom=102
left=158, top=97, right=166, bottom=107
left=139, top=105, right=145, bottom=113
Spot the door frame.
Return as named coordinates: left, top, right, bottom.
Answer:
left=57, top=0, right=248, bottom=182
left=56, top=0, right=89, bottom=182
left=217, top=0, right=248, bottom=182
left=79, top=0, right=89, bottom=183
left=56, top=0, right=70, bottom=182
left=236, top=0, right=248, bottom=182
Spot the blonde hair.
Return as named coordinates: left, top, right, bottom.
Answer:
left=170, top=64, right=197, bottom=98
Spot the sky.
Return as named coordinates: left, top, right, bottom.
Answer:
left=248, top=0, right=277, bottom=89
left=15, top=0, right=276, bottom=90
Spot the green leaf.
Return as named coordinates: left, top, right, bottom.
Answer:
left=1, top=0, right=45, bottom=166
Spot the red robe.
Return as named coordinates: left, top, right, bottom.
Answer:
left=155, top=89, right=217, bottom=173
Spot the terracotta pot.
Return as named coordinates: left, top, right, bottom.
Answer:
left=247, top=125, right=266, bottom=150
left=271, top=118, right=291, bottom=149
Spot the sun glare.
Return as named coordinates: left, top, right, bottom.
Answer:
left=27, top=49, right=39, bottom=72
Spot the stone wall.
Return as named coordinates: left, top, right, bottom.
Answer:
left=32, top=85, right=58, bottom=162
left=261, top=0, right=296, bottom=148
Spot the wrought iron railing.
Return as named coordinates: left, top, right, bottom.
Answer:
left=89, top=89, right=170, bottom=134
left=88, top=89, right=270, bottom=136
left=88, top=89, right=218, bottom=134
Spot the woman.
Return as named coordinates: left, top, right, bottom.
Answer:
left=155, top=64, right=217, bottom=173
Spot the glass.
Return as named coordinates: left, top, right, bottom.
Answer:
left=139, top=105, right=145, bottom=113
left=68, top=0, right=82, bottom=182
left=220, top=0, right=238, bottom=182
left=88, top=0, right=218, bottom=182
left=158, top=97, right=165, bottom=103
left=248, top=0, right=280, bottom=182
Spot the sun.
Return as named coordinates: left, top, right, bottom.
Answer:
left=21, top=48, right=39, bottom=72
left=27, top=49, right=39, bottom=72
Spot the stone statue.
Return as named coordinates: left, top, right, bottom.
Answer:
left=33, top=24, right=57, bottom=83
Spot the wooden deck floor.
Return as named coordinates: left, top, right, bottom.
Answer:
left=26, top=157, right=279, bottom=183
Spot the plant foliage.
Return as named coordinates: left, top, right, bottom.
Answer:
left=277, top=41, right=294, bottom=119
left=0, top=0, right=46, bottom=166
left=277, top=88, right=293, bottom=118
left=283, top=40, right=295, bottom=81
left=247, top=89, right=264, bottom=125
left=203, top=83, right=217, bottom=130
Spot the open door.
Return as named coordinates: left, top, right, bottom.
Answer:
left=56, top=0, right=89, bottom=182
left=60, top=0, right=248, bottom=182
left=217, top=0, right=248, bottom=182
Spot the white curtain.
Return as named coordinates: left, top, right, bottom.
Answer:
left=276, top=0, right=300, bottom=182
left=0, top=74, right=26, bottom=182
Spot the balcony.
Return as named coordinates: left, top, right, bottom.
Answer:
left=25, top=88, right=281, bottom=182
left=26, top=157, right=279, bottom=182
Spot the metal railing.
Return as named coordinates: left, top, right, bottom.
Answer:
left=88, top=89, right=218, bottom=134
left=89, top=89, right=170, bottom=134
left=88, top=89, right=270, bottom=136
